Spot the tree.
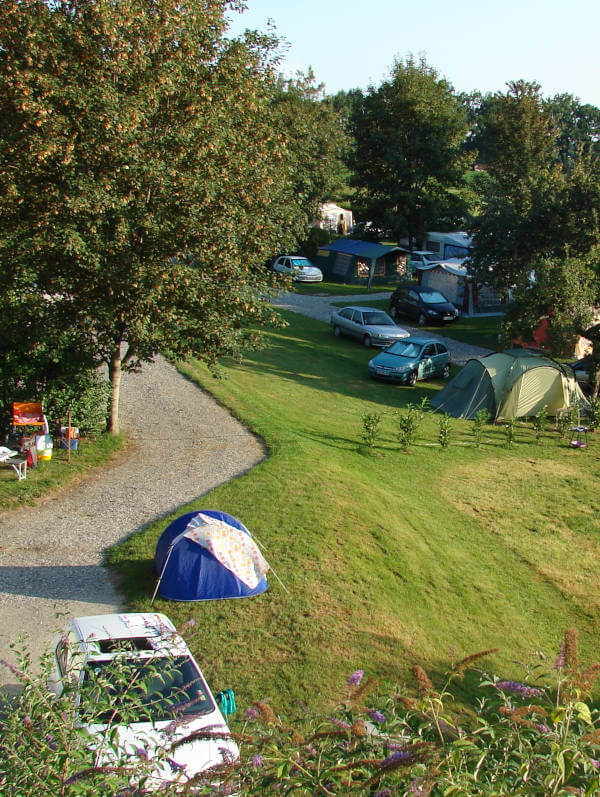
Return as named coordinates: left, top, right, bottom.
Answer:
left=467, top=81, right=600, bottom=373
left=468, top=81, right=600, bottom=289
left=546, top=93, right=600, bottom=168
left=348, top=55, right=471, bottom=248
left=0, top=0, right=333, bottom=432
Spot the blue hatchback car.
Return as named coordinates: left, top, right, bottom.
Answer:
left=367, top=337, right=451, bottom=386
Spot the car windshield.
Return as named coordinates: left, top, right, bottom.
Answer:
left=420, top=291, right=448, bottom=304
left=385, top=341, right=423, bottom=358
left=363, top=311, right=394, bottom=326
left=291, top=259, right=312, bottom=268
left=81, top=655, right=214, bottom=723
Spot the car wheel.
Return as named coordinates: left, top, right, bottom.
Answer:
left=389, top=305, right=398, bottom=320
left=442, top=364, right=451, bottom=379
left=417, top=313, right=426, bottom=326
left=407, top=370, right=418, bottom=387
left=363, top=334, right=372, bottom=347
left=333, top=325, right=341, bottom=337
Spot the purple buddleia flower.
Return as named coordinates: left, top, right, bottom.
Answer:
left=347, top=669, right=364, bottom=686
left=166, top=756, right=185, bottom=773
left=368, top=710, right=386, bottom=724
left=409, top=778, right=426, bottom=795
left=537, top=724, right=550, bottom=734
left=244, top=707, right=260, bottom=720
left=553, top=643, right=565, bottom=670
left=45, top=734, right=57, bottom=751
left=1, top=659, right=25, bottom=679
left=495, top=681, right=542, bottom=699
left=329, top=717, right=351, bottom=729
left=251, top=754, right=263, bottom=768
left=592, top=759, right=600, bottom=771
left=374, top=789, right=392, bottom=797
left=135, top=746, right=149, bottom=760
left=381, top=750, right=414, bottom=767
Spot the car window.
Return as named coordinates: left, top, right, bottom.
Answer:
left=436, top=343, right=448, bottom=355
left=363, top=311, right=393, bottom=325
left=387, top=341, right=422, bottom=358
left=351, top=310, right=363, bottom=323
left=81, top=655, right=215, bottom=723
left=408, top=291, right=419, bottom=302
left=283, top=259, right=290, bottom=269
left=420, top=290, right=447, bottom=304
left=423, top=345, right=436, bottom=357
left=339, top=308, right=353, bottom=319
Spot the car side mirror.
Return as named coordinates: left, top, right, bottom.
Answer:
left=217, top=689, right=236, bottom=717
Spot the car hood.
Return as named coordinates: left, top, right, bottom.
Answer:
left=89, top=711, right=238, bottom=784
left=296, top=266, right=322, bottom=275
left=369, top=351, right=414, bottom=369
left=424, top=301, right=457, bottom=314
left=367, top=325, right=409, bottom=337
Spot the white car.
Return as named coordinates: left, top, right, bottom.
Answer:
left=272, top=255, right=323, bottom=282
left=48, top=613, right=238, bottom=787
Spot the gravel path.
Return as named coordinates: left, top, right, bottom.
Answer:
left=0, top=356, right=265, bottom=688
left=272, top=290, right=493, bottom=363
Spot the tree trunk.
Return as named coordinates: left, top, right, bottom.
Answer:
left=108, top=349, right=122, bottom=434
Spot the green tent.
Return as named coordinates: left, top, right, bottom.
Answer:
left=430, top=349, right=589, bottom=420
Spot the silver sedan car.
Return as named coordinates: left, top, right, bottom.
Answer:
left=330, top=305, right=410, bottom=347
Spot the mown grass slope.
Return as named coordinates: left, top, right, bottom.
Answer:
left=107, top=311, right=600, bottom=714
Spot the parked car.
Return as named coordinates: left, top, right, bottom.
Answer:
left=389, top=285, right=459, bottom=325
left=330, top=306, right=410, bottom=347
left=48, top=613, right=238, bottom=785
left=569, top=356, right=595, bottom=395
left=272, top=255, right=323, bottom=282
left=368, top=336, right=452, bottom=385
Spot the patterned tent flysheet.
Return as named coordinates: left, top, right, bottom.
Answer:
left=153, top=510, right=269, bottom=602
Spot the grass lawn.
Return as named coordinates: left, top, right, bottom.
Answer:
left=292, top=281, right=397, bottom=296
left=107, top=311, right=600, bottom=717
left=0, top=433, right=126, bottom=511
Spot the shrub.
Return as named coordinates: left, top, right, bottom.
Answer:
left=3, top=630, right=600, bottom=795
left=361, top=411, right=382, bottom=448
left=504, top=417, right=518, bottom=448
left=43, top=370, right=111, bottom=435
left=438, top=413, right=451, bottom=448
left=472, top=409, right=490, bottom=448
left=395, top=403, right=425, bottom=452
left=534, top=404, right=549, bottom=444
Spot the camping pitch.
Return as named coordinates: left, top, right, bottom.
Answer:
left=430, top=349, right=588, bottom=421
left=153, top=510, right=269, bottom=602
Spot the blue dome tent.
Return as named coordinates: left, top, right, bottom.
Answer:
left=152, top=510, right=269, bottom=602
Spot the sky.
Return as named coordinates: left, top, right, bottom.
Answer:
left=226, top=0, right=600, bottom=107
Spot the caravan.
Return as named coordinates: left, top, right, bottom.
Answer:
left=422, top=231, right=472, bottom=261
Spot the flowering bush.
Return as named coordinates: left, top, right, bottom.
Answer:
left=2, top=629, right=600, bottom=795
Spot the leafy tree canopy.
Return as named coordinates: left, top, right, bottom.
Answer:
left=0, top=0, right=340, bottom=431
left=348, top=54, right=472, bottom=248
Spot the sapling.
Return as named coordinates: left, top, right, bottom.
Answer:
left=534, top=405, right=548, bottom=444
left=504, top=417, right=517, bottom=448
left=438, top=414, right=451, bottom=448
left=360, top=411, right=382, bottom=448
left=396, top=403, right=424, bottom=452
left=472, top=409, right=490, bottom=447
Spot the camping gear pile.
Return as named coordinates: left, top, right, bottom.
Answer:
left=431, top=349, right=589, bottom=421
left=2, top=403, right=81, bottom=478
